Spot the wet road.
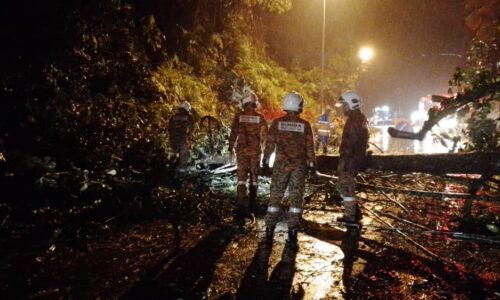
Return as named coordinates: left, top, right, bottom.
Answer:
left=123, top=195, right=382, bottom=300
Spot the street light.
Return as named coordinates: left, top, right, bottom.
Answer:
left=320, top=0, right=326, bottom=113
left=359, top=46, right=374, bottom=63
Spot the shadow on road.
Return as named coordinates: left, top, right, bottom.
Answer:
left=236, top=240, right=302, bottom=300
left=121, top=224, right=236, bottom=299
left=236, top=239, right=274, bottom=299
left=340, top=227, right=361, bottom=299
left=268, top=242, right=302, bottom=299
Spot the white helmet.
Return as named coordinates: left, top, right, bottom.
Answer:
left=336, top=90, right=361, bottom=110
left=283, top=91, right=304, bottom=113
left=241, top=91, right=258, bottom=107
left=179, top=101, right=191, bottom=112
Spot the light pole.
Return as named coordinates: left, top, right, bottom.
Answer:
left=320, top=0, right=326, bottom=113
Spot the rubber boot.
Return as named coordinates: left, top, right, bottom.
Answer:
left=265, top=226, right=275, bottom=244
left=355, top=203, right=362, bottom=222
left=287, top=227, right=298, bottom=244
left=249, top=185, right=257, bottom=215
left=337, top=200, right=359, bottom=226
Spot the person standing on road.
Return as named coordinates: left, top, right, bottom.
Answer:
left=262, top=91, right=315, bottom=243
left=316, top=105, right=333, bottom=154
left=168, top=101, right=195, bottom=172
left=228, top=91, right=268, bottom=228
left=335, top=90, right=369, bottom=225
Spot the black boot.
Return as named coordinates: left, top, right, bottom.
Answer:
left=287, top=227, right=298, bottom=243
left=249, top=185, right=257, bottom=214
left=355, top=204, right=362, bottom=222
left=337, top=200, right=360, bottom=227
left=265, top=226, right=275, bottom=243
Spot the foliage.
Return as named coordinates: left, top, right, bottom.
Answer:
left=453, top=0, right=499, bottom=152
left=462, top=101, right=499, bottom=151
left=446, top=39, right=500, bottom=152
left=0, top=0, right=360, bottom=217
left=0, top=0, right=170, bottom=211
left=244, top=0, right=292, bottom=14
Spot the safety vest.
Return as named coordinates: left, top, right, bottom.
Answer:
left=317, top=113, right=331, bottom=137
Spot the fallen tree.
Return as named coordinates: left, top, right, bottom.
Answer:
left=387, top=81, right=499, bottom=141
left=316, top=151, right=500, bottom=175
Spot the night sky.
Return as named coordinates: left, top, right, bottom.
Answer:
left=268, top=0, right=467, bottom=117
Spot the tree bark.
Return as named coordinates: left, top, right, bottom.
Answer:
left=316, top=152, right=500, bottom=175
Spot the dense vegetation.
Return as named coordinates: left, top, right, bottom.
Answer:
left=0, top=0, right=359, bottom=219
left=0, top=0, right=497, bottom=218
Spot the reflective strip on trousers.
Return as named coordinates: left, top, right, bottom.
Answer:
left=267, top=206, right=280, bottom=213
left=237, top=181, right=247, bottom=185
left=251, top=182, right=258, bottom=187
left=289, top=207, right=302, bottom=214
left=342, top=196, right=356, bottom=202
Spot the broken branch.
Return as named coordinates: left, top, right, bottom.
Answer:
left=357, top=182, right=500, bottom=202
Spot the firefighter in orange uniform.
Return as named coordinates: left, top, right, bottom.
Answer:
left=335, top=91, right=369, bottom=225
left=228, top=92, right=268, bottom=227
left=262, top=91, right=315, bottom=243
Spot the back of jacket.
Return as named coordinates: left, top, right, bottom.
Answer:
left=264, top=113, right=315, bottom=169
left=228, top=109, right=268, bottom=156
left=339, top=110, right=369, bottom=172
left=168, top=109, right=194, bottom=145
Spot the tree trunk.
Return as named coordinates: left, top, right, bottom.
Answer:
left=316, top=152, right=500, bottom=175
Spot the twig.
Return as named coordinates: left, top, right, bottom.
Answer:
left=302, top=186, right=327, bottom=215
left=210, top=163, right=237, bottom=174
left=380, top=191, right=410, bottom=214
left=483, top=183, right=499, bottom=192
left=380, top=173, right=401, bottom=179
left=382, top=223, right=500, bottom=245
left=315, top=171, right=338, bottom=180
left=379, top=212, right=429, bottom=230
left=304, top=186, right=326, bottom=201
left=340, top=221, right=500, bottom=245
left=439, top=231, right=500, bottom=245
left=368, top=142, right=385, bottom=153
left=360, top=202, right=454, bottom=263
left=357, top=182, right=500, bottom=202
left=357, top=174, right=410, bottom=214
